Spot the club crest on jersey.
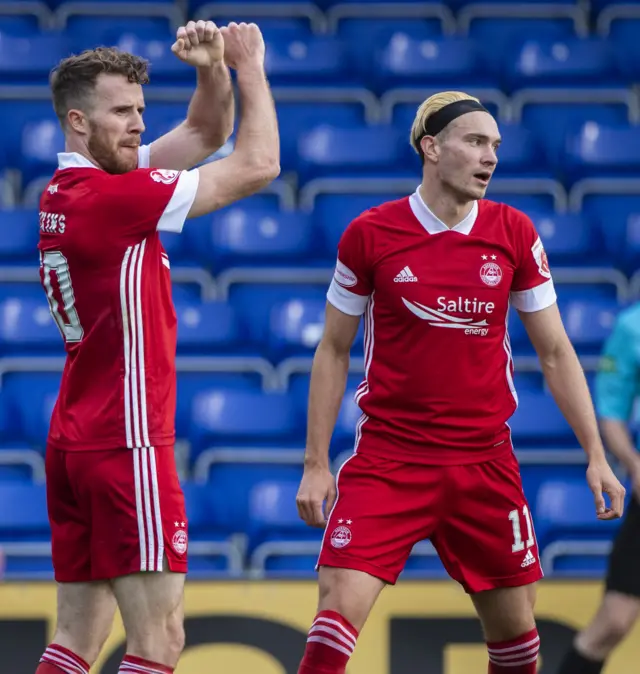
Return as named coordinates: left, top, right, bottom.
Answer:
left=172, top=528, right=188, bottom=555
left=480, top=261, right=503, bottom=287
left=531, top=237, right=551, bottom=279
left=330, top=525, right=352, bottom=549
left=150, top=169, right=180, bottom=185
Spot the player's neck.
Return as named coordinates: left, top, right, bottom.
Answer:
left=418, top=183, right=474, bottom=230
left=64, top=140, right=100, bottom=170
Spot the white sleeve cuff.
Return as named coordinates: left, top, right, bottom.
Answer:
left=510, top=279, right=557, bottom=312
left=156, top=169, right=200, bottom=234
left=138, top=144, right=151, bottom=169
left=327, top=280, right=370, bottom=316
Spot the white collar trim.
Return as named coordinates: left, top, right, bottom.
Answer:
left=57, top=152, right=101, bottom=170
left=409, top=187, right=478, bottom=236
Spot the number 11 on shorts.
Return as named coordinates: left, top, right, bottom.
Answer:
left=509, top=506, right=534, bottom=552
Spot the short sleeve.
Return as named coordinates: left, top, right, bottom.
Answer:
left=326, top=217, right=373, bottom=316
left=509, top=211, right=557, bottom=313
left=99, top=167, right=200, bottom=238
left=595, top=317, right=638, bottom=422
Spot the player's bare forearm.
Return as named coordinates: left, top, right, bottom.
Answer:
left=186, top=63, right=234, bottom=151
left=305, top=341, right=350, bottom=470
left=600, top=418, right=640, bottom=474
left=233, top=64, right=280, bottom=172
left=540, top=341, right=606, bottom=460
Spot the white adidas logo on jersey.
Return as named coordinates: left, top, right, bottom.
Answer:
left=394, top=266, right=418, bottom=283
left=521, top=549, right=537, bottom=568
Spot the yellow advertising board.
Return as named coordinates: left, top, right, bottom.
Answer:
left=1, top=580, right=639, bottom=673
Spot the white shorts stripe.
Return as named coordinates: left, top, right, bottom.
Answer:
left=307, top=636, right=353, bottom=658
left=140, top=446, right=155, bottom=570
left=133, top=447, right=147, bottom=571
left=149, top=446, right=164, bottom=571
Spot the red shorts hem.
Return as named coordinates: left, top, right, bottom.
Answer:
left=317, top=554, right=399, bottom=585
left=463, top=567, right=544, bottom=594
left=54, top=559, right=188, bottom=583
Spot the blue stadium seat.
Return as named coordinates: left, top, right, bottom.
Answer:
left=20, top=117, right=64, bottom=187
left=269, top=297, right=326, bottom=360
left=0, top=32, right=68, bottom=84
left=248, top=480, right=309, bottom=540
left=564, top=123, right=640, bottom=184
left=65, top=16, right=174, bottom=52
left=175, top=372, right=264, bottom=440
left=0, top=483, right=49, bottom=541
left=494, top=124, right=549, bottom=178
left=159, top=230, right=187, bottom=263
left=0, top=14, right=42, bottom=36
left=581, top=194, right=640, bottom=264
left=485, top=192, right=559, bottom=214
left=608, top=18, right=640, bottom=80
left=467, top=16, right=579, bottom=72
left=114, top=35, right=191, bottom=82
left=1, top=372, right=60, bottom=450
left=559, top=298, right=619, bottom=354
left=333, top=388, right=362, bottom=448
left=0, top=101, right=55, bottom=171
left=228, top=282, right=328, bottom=348
left=0, top=297, right=62, bottom=354
left=0, top=209, right=40, bottom=263
left=175, top=301, right=240, bottom=354
left=535, top=479, right=621, bottom=548
left=277, top=101, right=368, bottom=171
left=504, top=39, right=620, bottom=92
left=189, top=390, right=302, bottom=456
left=530, top=212, right=601, bottom=265
left=297, top=125, right=407, bottom=181
left=374, top=36, right=492, bottom=92
left=199, top=208, right=315, bottom=270
left=315, top=193, right=406, bottom=254
left=519, top=100, right=630, bottom=169
left=509, top=391, right=575, bottom=448
left=264, top=34, right=349, bottom=87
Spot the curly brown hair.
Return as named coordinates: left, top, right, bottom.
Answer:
left=50, top=47, right=150, bottom=127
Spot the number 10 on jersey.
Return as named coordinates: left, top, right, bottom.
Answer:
left=509, top=506, right=535, bottom=552
left=41, top=250, right=84, bottom=343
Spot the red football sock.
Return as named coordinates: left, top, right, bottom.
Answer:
left=488, top=628, right=540, bottom=673
left=38, top=644, right=90, bottom=673
left=119, top=655, right=174, bottom=673
left=298, top=610, right=359, bottom=674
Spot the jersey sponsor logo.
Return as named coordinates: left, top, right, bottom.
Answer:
left=480, top=262, right=502, bottom=287
left=334, top=259, right=358, bottom=288
left=330, top=525, right=352, bottom=549
left=402, top=296, right=493, bottom=336
left=394, top=266, right=418, bottom=283
left=172, top=525, right=188, bottom=555
left=531, top=237, right=551, bottom=279
left=150, top=168, right=180, bottom=185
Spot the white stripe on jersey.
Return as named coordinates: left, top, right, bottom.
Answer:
left=127, top=244, right=143, bottom=446
left=120, top=247, right=134, bottom=448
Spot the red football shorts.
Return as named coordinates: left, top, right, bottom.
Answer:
left=46, top=445, right=188, bottom=582
left=317, top=450, right=543, bottom=593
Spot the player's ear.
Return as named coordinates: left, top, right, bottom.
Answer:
left=67, top=109, right=89, bottom=136
left=421, top=135, right=439, bottom=163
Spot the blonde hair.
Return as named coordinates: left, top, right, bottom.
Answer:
left=410, top=91, right=481, bottom=159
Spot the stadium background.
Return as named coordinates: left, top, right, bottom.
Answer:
left=0, top=0, right=640, bottom=671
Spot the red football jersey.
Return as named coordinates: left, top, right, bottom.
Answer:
left=38, top=147, right=199, bottom=450
left=328, top=188, right=556, bottom=465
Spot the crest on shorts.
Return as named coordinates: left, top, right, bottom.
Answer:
left=172, top=529, right=188, bottom=555
left=330, top=525, right=352, bottom=549
left=480, top=261, right=503, bottom=287
left=150, top=169, right=180, bottom=185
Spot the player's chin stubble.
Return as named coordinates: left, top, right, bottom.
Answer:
left=87, top=125, right=134, bottom=175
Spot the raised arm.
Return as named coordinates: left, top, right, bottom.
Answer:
left=148, top=20, right=234, bottom=170
left=187, top=22, right=280, bottom=217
